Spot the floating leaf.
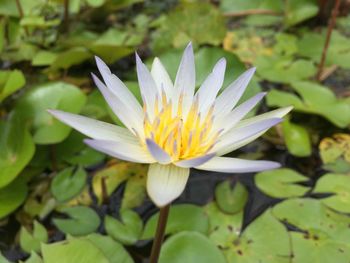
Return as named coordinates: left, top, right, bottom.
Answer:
left=319, top=134, right=350, bottom=173
left=121, top=169, right=147, bottom=209
left=151, top=3, right=226, bottom=52
left=0, top=178, right=28, bottom=219
left=205, top=202, right=243, bottom=247
left=256, top=55, right=316, bottom=83
left=0, top=115, right=35, bottom=188
left=313, top=173, right=350, bottom=213
left=282, top=118, right=312, bottom=157
left=41, top=238, right=109, bottom=263
left=105, top=210, right=143, bottom=245
left=14, top=81, right=86, bottom=144
left=142, top=204, right=209, bottom=239
left=0, top=70, right=26, bottom=102
left=255, top=168, right=309, bottom=198
left=220, top=0, right=283, bottom=14
left=215, top=181, right=248, bottom=214
left=84, top=234, right=133, bottom=263
left=53, top=206, right=100, bottom=236
left=298, top=30, right=350, bottom=69
left=284, top=0, right=318, bottom=26
left=20, top=220, right=48, bottom=253
left=216, top=210, right=291, bottom=263
left=272, top=198, right=350, bottom=261
left=51, top=166, right=87, bottom=202
left=92, top=162, right=147, bottom=205
left=159, top=231, right=226, bottom=263
left=267, top=81, right=350, bottom=128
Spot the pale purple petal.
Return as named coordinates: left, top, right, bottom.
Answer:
left=91, top=73, right=143, bottom=135
left=217, top=92, right=267, bottom=133
left=47, top=109, right=137, bottom=144
left=84, top=139, right=154, bottom=163
left=151, top=57, right=174, bottom=98
left=175, top=153, right=216, bottom=168
left=196, top=157, right=281, bottom=173
left=214, top=67, right=256, bottom=117
left=174, top=43, right=195, bottom=116
left=196, top=58, right=226, bottom=113
left=213, top=118, right=282, bottom=154
left=146, top=139, right=172, bottom=164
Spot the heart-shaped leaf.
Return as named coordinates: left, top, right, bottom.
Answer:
left=14, top=81, right=86, bottom=144
left=215, top=181, right=248, bottom=214
left=20, top=220, right=48, bottom=253
left=53, top=206, right=100, bottom=236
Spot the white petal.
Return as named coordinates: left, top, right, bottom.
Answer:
left=213, top=118, right=282, bottom=155
left=95, top=56, right=143, bottom=118
left=151, top=57, right=174, bottom=98
left=147, top=163, right=190, bottom=207
left=196, top=58, right=226, bottom=113
left=215, top=107, right=292, bottom=155
left=218, top=92, right=266, bottom=133
left=84, top=139, right=155, bottom=163
left=236, top=106, right=293, bottom=128
left=136, top=53, right=159, bottom=119
left=91, top=73, right=144, bottom=136
left=175, top=153, right=216, bottom=168
left=174, top=43, right=195, bottom=116
left=196, top=157, right=280, bottom=173
left=214, top=67, right=256, bottom=117
left=146, top=139, right=172, bottom=164
left=47, top=109, right=137, bottom=144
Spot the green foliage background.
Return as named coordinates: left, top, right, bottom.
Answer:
left=0, top=0, right=350, bottom=262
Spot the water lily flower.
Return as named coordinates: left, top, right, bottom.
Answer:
left=48, top=43, right=292, bottom=207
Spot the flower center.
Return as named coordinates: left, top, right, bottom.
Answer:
left=143, top=92, right=220, bottom=161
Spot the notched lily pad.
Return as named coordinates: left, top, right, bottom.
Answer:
left=313, top=173, right=350, bottom=213
left=255, top=168, right=310, bottom=198
left=20, top=220, right=48, bottom=253
left=215, top=181, right=248, bottom=214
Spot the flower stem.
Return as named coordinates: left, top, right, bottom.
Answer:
left=150, top=204, right=170, bottom=263
left=316, top=0, right=341, bottom=81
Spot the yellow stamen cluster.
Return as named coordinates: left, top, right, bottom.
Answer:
left=143, top=92, right=220, bottom=161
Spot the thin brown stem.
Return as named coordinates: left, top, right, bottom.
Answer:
left=63, top=0, right=70, bottom=32
left=316, top=0, right=341, bottom=81
left=150, top=204, right=170, bottom=263
left=15, top=0, right=29, bottom=36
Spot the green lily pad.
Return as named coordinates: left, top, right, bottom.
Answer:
left=282, top=118, right=312, bottom=157
left=159, top=231, right=226, bottom=263
left=0, top=115, right=35, bottom=188
left=151, top=3, right=226, bottom=52
left=0, top=177, right=28, bottom=219
left=284, top=0, right=318, bottom=27
left=51, top=166, right=87, bottom=203
left=215, top=181, right=248, bottom=214
left=212, top=209, right=291, bottom=263
left=298, top=30, right=350, bottom=69
left=142, top=204, right=209, bottom=240
left=255, top=168, right=309, bottom=198
left=313, top=173, right=350, bottom=213
left=83, top=234, right=134, bottom=263
left=0, top=70, right=26, bottom=102
left=53, top=206, right=100, bottom=236
left=266, top=81, right=350, bottom=128
left=256, top=55, right=316, bottom=83
left=41, top=238, right=109, bottom=263
left=92, top=162, right=147, bottom=206
left=319, top=134, right=350, bottom=173
left=20, top=220, right=48, bottom=253
left=105, top=210, right=143, bottom=245
left=273, top=198, right=350, bottom=262
left=14, top=81, right=86, bottom=144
